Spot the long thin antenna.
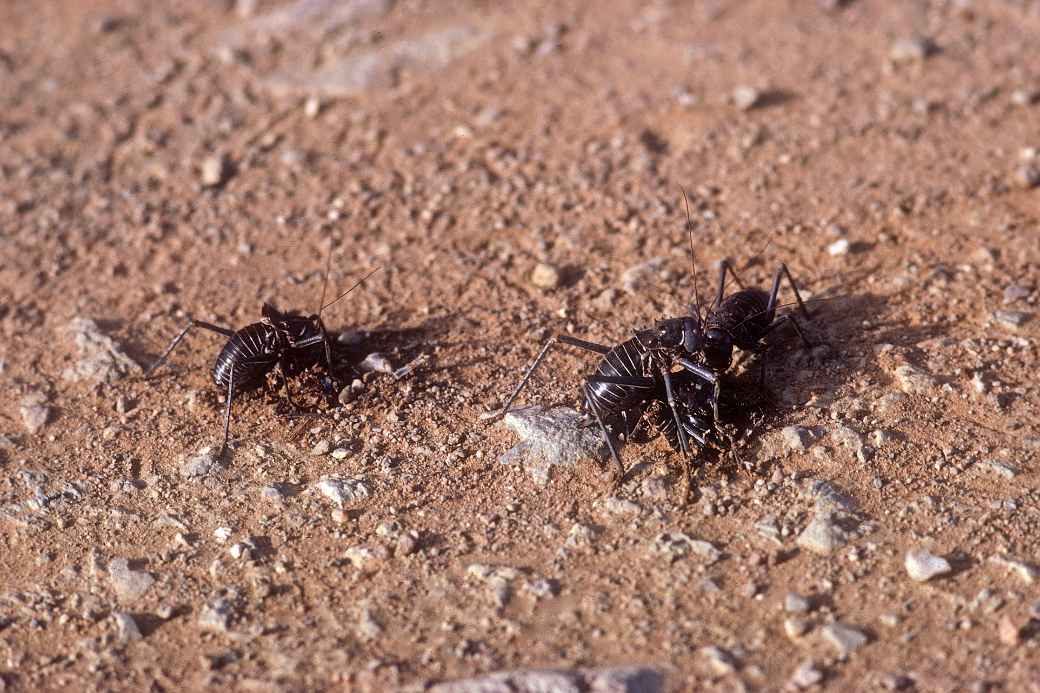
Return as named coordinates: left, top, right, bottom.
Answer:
left=316, top=239, right=334, bottom=316
left=320, top=267, right=382, bottom=315
left=681, top=187, right=702, bottom=319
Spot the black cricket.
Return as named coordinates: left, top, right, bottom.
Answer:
left=486, top=190, right=817, bottom=491
left=485, top=325, right=722, bottom=490
left=144, top=258, right=379, bottom=457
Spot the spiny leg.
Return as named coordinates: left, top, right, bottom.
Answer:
left=220, top=367, right=235, bottom=459
left=712, top=260, right=749, bottom=309
left=145, top=319, right=236, bottom=377
left=659, top=366, right=691, bottom=458
left=583, top=385, right=626, bottom=490
left=765, top=263, right=813, bottom=323
left=483, top=334, right=612, bottom=421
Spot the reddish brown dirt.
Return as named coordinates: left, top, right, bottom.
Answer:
left=2, top=1, right=1040, bottom=690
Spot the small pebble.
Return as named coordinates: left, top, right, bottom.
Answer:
left=993, top=309, right=1030, bottom=328
left=360, top=353, right=394, bottom=374
left=821, top=622, right=868, bottom=657
left=827, top=238, right=850, bottom=256
left=905, top=548, right=952, bottom=582
left=781, top=425, right=811, bottom=452
left=200, top=154, right=229, bottom=187
left=311, top=440, right=331, bottom=456
left=700, top=645, right=738, bottom=675
left=1012, top=164, right=1040, bottom=189
left=998, top=614, right=1025, bottom=645
left=732, top=86, right=761, bottom=111
left=304, top=96, right=322, bottom=118
left=785, top=617, right=810, bottom=639
left=1002, top=284, right=1031, bottom=304
left=19, top=393, right=50, bottom=434
left=889, top=37, right=935, bottom=63
left=530, top=262, right=562, bottom=289
left=112, top=612, right=142, bottom=642
left=1011, top=88, right=1038, bottom=106
left=789, top=660, right=824, bottom=689
left=977, top=459, right=1017, bottom=479
left=785, top=592, right=811, bottom=613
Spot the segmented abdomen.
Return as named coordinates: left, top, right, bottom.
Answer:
left=212, top=322, right=279, bottom=394
left=584, top=337, right=654, bottom=437
left=707, top=288, right=770, bottom=349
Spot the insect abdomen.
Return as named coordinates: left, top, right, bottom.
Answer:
left=709, top=288, right=770, bottom=349
left=212, top=322, right=279, bottom=394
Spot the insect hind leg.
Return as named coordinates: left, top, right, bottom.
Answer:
left=483, top=334, right=612, bottom=421
left=145, top=319, right=236, bottom=377
left=712, top=260, right=749, bottom=309
left=765, top=263, right=813, bottom=322
left=583, top=384, right=626, bottom=490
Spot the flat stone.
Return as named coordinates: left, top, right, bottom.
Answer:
left=821, top=622, right=868, bottom=657
left=893, top=364, right=936, bottom=395
left=109, top=558, right=155, bottom=602
left=993, top=310, right=1030, bottom=328
left=181, top=449, right=224, bottom=479
left=263, top=24, right=488, bottom=96
left=359, top=352, right=393, bottom=374
left=62, top=318, right=141, bottom=383
left=977, top=459, right=1017, bottom=479
left=314, top=476, right=370, bottom=507
left=905, top=548, right=952, bottom=582
left=112, top=611, right=143, bottom=642
left=19, top=393, right=50, bottom=435
left=198, top=597, right=236, bottom=633
left=652, top=532, right=721, bottom=563
left=428, top=666, right=665, bottom=693
left=497, top=406, right=608, bottom=485
left=796, top=512, right=847, bottom=555
left=781, top=426, right=811, bottom=452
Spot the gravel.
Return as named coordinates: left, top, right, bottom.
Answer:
left=785, top=592, right=811, bottom=613
left=993, top=309, right=1030, bottom=328
left=905, top=548, right=952, bottom=582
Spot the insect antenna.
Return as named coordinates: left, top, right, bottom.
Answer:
left=316, top=239, right=335, bottom=316
left=320, top=267, right=382, bottom=316
left=681, top=187, right=702, bottom=320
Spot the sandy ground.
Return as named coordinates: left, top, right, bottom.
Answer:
left=2, top=0, right=1040, bottom=690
